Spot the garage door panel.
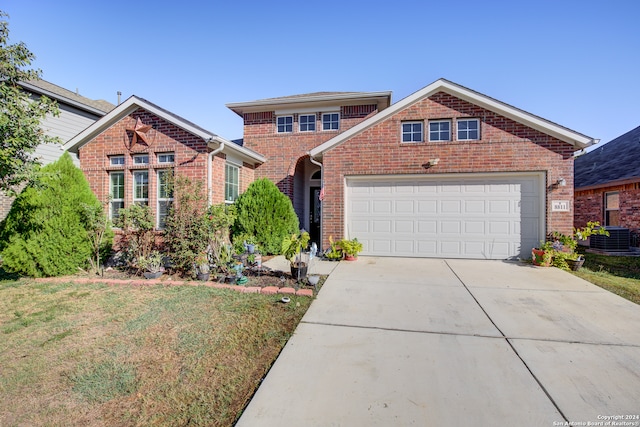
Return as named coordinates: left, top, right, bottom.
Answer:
left=441, top=200, right=462, bottom=213
left=418, top=200, right=437, bottom=213
left=346, top=174, right=542, bottom=260
left=488, top=200, right=511, bottom=214
left=465, top=200, right=486, bottom=214
left=465, top=221, right=485, bottom=234
left=418, top=240, right=437, bottom=254
left=440, top=241, right=462, bottom=255
left=394, top=240, right=415, bottom=253
left=372, top=200, right=392, bottom=213
left=351, top=200, right=370, bottom=213
left=395, top=200, right=414, bottom=213
left=395, top=220, right=414, bottom=233
left=417, top=221, right=437, bottom=234
left=351, top=220, right=370, bottom=233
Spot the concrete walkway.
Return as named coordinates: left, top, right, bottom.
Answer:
left=237, top=257, right=640, bottom=426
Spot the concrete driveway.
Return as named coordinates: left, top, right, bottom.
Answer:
left=237, top=257, right=640, bottom=426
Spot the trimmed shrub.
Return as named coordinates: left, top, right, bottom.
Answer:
left=233, top=178, right=299, bottom=255
left=0, top=152, right=110, bottom=277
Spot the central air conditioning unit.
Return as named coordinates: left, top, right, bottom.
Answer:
left=590, top=227, right=630, bottom=251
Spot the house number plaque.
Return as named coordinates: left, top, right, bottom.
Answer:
left=551, top=200, right=570, bottom=212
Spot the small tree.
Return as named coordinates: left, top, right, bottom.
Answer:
left=233, top=178, right=299, bottom=255
left=206, top=203, right=236, bottom=272
left=80, top=202, right=114, bottom=274
left=0, top=11, right=60, bottom=195
left=113, top=204, right=155, bottom=269
left=163, top=174, right=209, bottom=275
left=0, top=152, right=104, bottom=277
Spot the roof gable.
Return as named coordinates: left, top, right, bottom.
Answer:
left=575, top=125, right=640, bottom=189
left=226, top=91, right=392, bottom=116
left=63, top=96, right=265, bottom=165
left=309, top=79, right=596, bottom=158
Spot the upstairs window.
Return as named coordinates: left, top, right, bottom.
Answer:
left=402, top=121, right=424, bottom=142
left=110, top=155, right=125, bottom=166
left=457, top=119, right=480, bottom=141
left=157, top=152, right=175, bottom=163
left=322, top=113, right=340, bottom=131
left=133, top=154, right=149, bottom=165
left=429, top=120, right=451, bottom=142
left=277, top=116, right=293, bottom=133
left=299, top=114, right=316, bottom=132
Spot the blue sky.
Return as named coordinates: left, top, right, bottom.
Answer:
left=4, top=0, right=639, bottom=146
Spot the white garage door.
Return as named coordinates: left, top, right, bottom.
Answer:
left=346, top=173, right=543, bottom=260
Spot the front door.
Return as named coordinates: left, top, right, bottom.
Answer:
left=309, top=186, right=321, bottom=245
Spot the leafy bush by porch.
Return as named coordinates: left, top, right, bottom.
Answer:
left=0, top=153, right=111, bottom=277
left=232, top=178, right=299, bottom=255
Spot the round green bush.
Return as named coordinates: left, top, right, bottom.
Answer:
left=0, top=152, right=108, bottom=277
left=232, top=178, right=299, bottom=255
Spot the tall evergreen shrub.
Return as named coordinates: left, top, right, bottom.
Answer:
left=0, top=152, right=109, bottom=277
left=233, top=178, right=299, bottom=254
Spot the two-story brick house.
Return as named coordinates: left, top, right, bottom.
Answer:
left=226, top=91, right=392, bottom=244
left=230, top=79, right=596, bottom=260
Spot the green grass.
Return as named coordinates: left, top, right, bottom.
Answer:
left=0, top=279, right=312, bottom=426
left=571, top=251, right=640, bottom=305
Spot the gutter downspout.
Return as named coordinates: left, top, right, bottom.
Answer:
left=308, top=153, right=323, bottom=249
left=207, top=138, right=225, bottom=206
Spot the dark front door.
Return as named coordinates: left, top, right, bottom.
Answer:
left=309, top=186, right=321, bottom=245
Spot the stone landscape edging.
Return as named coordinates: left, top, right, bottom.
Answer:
left=32, top=277, right=314, bottom=297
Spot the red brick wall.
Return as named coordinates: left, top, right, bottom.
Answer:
left=319, top=92, right=575, bottom=247
left=242, top=105, right=378, bottom=197
left=575, top=183, right=640, bottom=236
left=77, top=108, right=246, bottom=226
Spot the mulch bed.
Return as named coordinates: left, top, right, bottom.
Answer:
left=64, top=264, right=323, bottom=295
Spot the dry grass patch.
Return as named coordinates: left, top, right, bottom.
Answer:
left=0, top=279, right=311, bottom=426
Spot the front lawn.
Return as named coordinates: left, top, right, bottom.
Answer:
left=0, top=279, right=311, bottom=426
left=571, top=251, right=640, bottom=305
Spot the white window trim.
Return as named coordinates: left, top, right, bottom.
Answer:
left=276, top=115, right=293, bottom=133
left=401, top=121, right=424, bottom=143
left=428, top=120, right=451, bottom=142
left=110, top=155, right=125, bottom=166
left=133, top=170, right=149, bottom=206
left=157, top=169, right=173, bottom=229
left=457, top=118, right=480, bottom=141
left=157, top=152, right=175, bottom=163
left=133, top=153, right=150, bottom=164
left=225, top=162, right=240, bottom=203
left=322, top=112, right=340, bottom=131
left=299, top=114, right=316, bottom=132
left=109, top=171, right=125, bottom=221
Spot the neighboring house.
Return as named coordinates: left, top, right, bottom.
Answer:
left=574, top=125, right=640, bottom=239
left=0, top=80, right=115, bottom=221
left=230, top=78, right=596, bottom=260
left=64, top=96, right=264, bottom=229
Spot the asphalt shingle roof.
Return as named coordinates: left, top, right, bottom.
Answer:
left=22, top=79, right=115, bottom=113
left=574, top=125, right=640, bottom=189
